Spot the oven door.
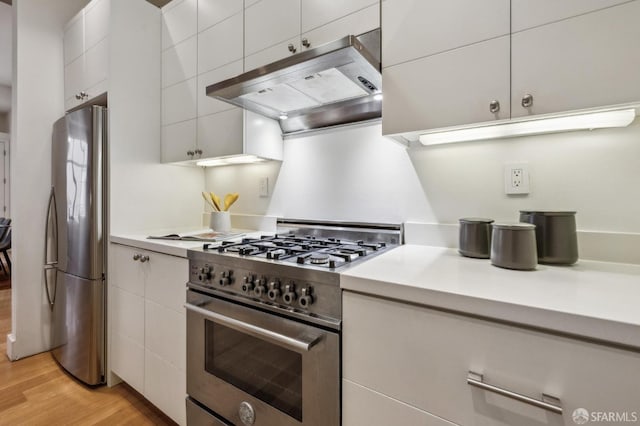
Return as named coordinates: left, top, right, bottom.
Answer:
left=186, top=290, right=340, bottom=426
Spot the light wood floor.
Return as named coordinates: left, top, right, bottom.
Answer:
left=0, top=285, right=177, bottom=426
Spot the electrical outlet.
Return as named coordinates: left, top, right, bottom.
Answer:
left=504, top=163, right=530, bottom=195
left=259, top=177, right=269, bottom=197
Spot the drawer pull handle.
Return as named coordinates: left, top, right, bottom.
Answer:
left=467, top=371, right=563, bottom=415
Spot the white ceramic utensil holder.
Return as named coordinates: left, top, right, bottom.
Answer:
left=210, top=211, right=231, bottom=232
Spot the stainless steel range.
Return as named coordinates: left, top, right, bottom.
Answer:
left=185, top=220, right=402, bottom=426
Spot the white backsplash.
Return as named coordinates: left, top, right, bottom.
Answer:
left=205, top=120, right=640, bottom=262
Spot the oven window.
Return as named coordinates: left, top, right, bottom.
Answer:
left=205, top=320, right=303, bottom=422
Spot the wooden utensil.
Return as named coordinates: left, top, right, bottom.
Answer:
left=202, top=192, right=217, bottom=211
left=223, top=193, right=239, bottom=211
left=210, top=192, right=222, bottom=212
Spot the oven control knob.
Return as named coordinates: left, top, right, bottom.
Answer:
left=242, top=275, right=255, bottom=292
left=282, top=283, right=297, bottom=304
left=299, top=287, right=314, bottom=308
left=267, top=281, right=281, bottom=301
left=219, top=270, right=233, bottom=286
left=199, top=265, right=213, bottom=280
left=254, top=283, right=267, bottom=297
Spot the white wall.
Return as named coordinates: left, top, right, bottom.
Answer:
left=205, top=120, right=640, bottom=233
left=9, top=0, right=89, bottom=360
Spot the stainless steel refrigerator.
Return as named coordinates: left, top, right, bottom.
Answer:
left=44, top=105, right=107, bottom=385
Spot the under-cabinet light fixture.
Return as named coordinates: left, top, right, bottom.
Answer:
left=418, top=108, right=636, bottom=146
left=196, top=155, right=266, bottom=167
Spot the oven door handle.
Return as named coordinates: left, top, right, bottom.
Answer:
left=185, top=303, right=322, bottom=352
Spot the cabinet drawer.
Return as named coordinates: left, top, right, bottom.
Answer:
left=343, top=379, right=457, bottom=426
left=343, top=291, right=640, bottom=426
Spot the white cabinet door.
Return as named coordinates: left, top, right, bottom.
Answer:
left=511, top=1, right=640, bottom=118
left=162, top=36, right=197, bottom=88
left=301, top=0, right=376, bottom=33
left=244, top=0, right=300, bottom=57
left=343, top=291, right=640, bottom=426
left=197, top=60, right=243, bottom=117
left=381, top=0, right=510, bottom=68
left=197, top=11, right=243, bottom=75
left=198, top=0, right=243, bottom=33
left=162, top=78, right=198, bottom=125
left=84, top=0, right=110, bottom=50
left=144, top=252, right=188, bottom=313
left=162, top=0, right=197, bottom=49
left=162, top=120, right=197, bottom=163
left=197, top=109, right=244, bottom=158
left=511, top=0, right=631, bottom=32
left=64, top=10, right=84, bottom=66
left=109, top=244, right=147, bottom=394
left=300, top=3, right=379, bottom=50
left=145, top=350, right=187, bottom=425
left=84, top=37, right=109, bottom=98
left=383, top=36, right=510, bottom=135
left=64, top=56, right=86, bottom=110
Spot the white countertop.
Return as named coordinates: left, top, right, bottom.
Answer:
left=110, top=229, right=265, bottom=257
left=341, top=245, right=640, bottom=349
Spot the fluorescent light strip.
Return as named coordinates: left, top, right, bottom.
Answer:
left=419, top=109, right=636, bottom=146
left=196, top=155, right=267, bottom=167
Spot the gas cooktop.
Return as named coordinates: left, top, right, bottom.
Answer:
left=187, top=220, right=403, bottom=329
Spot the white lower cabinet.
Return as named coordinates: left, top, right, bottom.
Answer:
left=343, top=291, right=640, bottom=426
left=109, top=243, right=187, bottom=425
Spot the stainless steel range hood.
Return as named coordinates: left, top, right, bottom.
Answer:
left=206, top=29, right=381, bottom=134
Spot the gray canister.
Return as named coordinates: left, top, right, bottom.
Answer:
left=458, top=218, right=494, bottom=259
left=490, top=223, right=538, bottom=270
left=519, top=211, right=578, bottom=265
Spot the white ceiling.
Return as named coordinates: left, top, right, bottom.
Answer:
left=0, top=2, right=11, bottom=112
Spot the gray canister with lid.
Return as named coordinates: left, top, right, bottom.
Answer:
left=519, top=211, right=578, bottom=265
left=491, top=222, right=538, bottom=270
left=458, top=218, right=494, bottom=259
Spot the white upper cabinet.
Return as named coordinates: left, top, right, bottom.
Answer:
left=244, top=0, right=379, bottom=70
left=511, top=0, right=631, bottom=32
left=382, top=0, right=640, bottom=137
left=63, top=0, right=110, bottom=111
left=244, top=0, right=301, bottom=61
left=383, top=36, right=511, bottom=135
left=197, top=11, right=243, bottom=74
left=511, top=1, right=640, bottom=118
left=197, top=0, right=242, bottom=32
left=162, top=0, right=197, bottom=49
left=382, top=0, right=510, bottom=68
left=381, top=0, right=510, bottom=134
left=161, top=0, right=283, bottom=164
left=300, top=0, right=379, bottom=49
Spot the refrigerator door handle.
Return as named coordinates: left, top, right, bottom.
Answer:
left=44, top=186, right=59, bottom=308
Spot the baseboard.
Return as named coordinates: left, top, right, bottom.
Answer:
left=6, top=333, right=16, bottom=361
left=404, top=222, right=640, bottom=265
